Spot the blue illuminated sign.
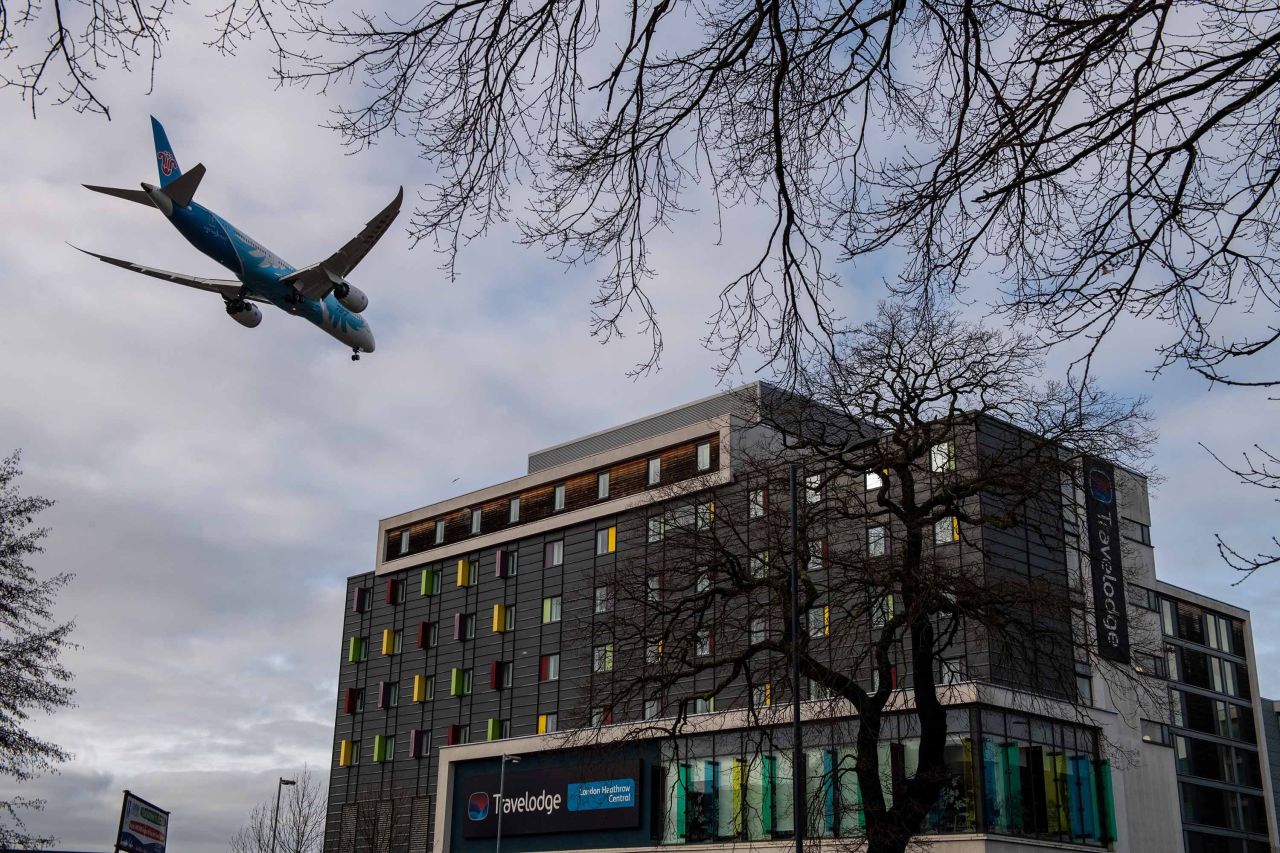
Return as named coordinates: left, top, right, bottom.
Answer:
left=567, top=778, right=635, bottom=811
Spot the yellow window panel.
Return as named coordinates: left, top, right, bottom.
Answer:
left=537, top=714, right=549, bottom=734
left=607, top=526, right=616, bottom=553
left=338, top=739, right=353, bottom=767
left=456, top=558, right=471, bottom=587
left=823, top=606, right=831, bottom=636
left=413, top=674, right=426, bottom=703
left=381, top=629, right=395, bottom=656
left=492, top=604, right=506, bottom=634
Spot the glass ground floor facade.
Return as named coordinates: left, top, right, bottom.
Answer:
left=657, top=705, right=1116, bottom=847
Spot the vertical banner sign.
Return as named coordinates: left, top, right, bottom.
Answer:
left=114, top=791, right=169, bottom=853
left=1084, top=457, right=1131, bottom=663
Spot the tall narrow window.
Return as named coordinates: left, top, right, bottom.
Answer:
left=749, top=488, right=767, bottom=518
left=420, top=569, right=441, bottom=596
left=373, top=733, right=395, bottom=762
left=450, top=668, right=473, bottom=696
left=412, top=674, right=432, bottom=702
left=647, top=457, right=661, bottom=485
left=940, top=657, right=966, bottom=686
left=398, top=530, right=410, bottom=555
left=537, top=713, right=558, bottom=734
left=597, top=471, right=610, bottom=500
left=593, top=643, right=614, bottom=672
left=696, top=630, right=712, bottom=656
left=930, top=442, right=956, bottom=473
left=456, top=558, right=476, bottom=587
left=408, top=729, right=428, bottom=759
left=750, top=551, right=769, bottom=578
left=553, top=484, right=566, bottom=512
left=806, top=473, right=823, bottom=502
left=647, top=516, right=664, bottom=543
left=594, top=585, right=613, bottom=614
left=807, top=606, right=830, bottom=638
left=509, top=497, right=521, bottom=524
left=808, top=539, right=825, bottom=572
left=872, top=594, right=895, bottom=629
left=351, top=587, right=371, bottom=613
left=544, top=540, right=564, bottom=567
left=753, top=684, right=772, bottom=708
left=644, top=699, right=659, bottom=720
left=434, top=521, right=445, bottom=545
left=542, top=596, right=562, bottom=624
left=868, top=525, right=888, bottom=557
left=647, top=575, right=663, bottom=602
left=386, top=578, right=405, bottom=605
left=338, top=739, right=359, bottom=767
left=696, top=442, right=712, bottom=471
left=348, top=636, right=368, bottom=662
left=590, top=707, right=613, bottom=727
left=381, top=629, right=402, bottom=656
left=865, top=470, right=884, bottom=491
left=596, top=526, right=617, bottom=555
left=646, top=639, right=663, bottom=663
left=539, top=653, right=560, bottom=681
left=470, top=508, right=482, bottom=535
left=749, top=618, right=765, bottom=645
left=934, top=516, right=959, bottom=544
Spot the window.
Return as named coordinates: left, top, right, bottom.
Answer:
left=753, top=683, right=772, bottom=708
left=695, top=570, right=711, bottom=594
left=807, top=606, right=830, bottom=638
left=492, top=604, right=515, bottom=633
left=749, top=488, right=767, bottom=518
left=750, top=551, right=769, bottom=578
left=940, top=657, right=966, bottom=686
left=646, top=639, right=663, bottom=663
left=470, top=508, right=481, bottom=535
left=343, top=687, right=364, bottom=714
left=808, top=538, right=825, bottom=571
left=447, top=724, right=470, bottom=745
left=643, top=699, right=659, bottom=720
left=386, top=578, right=405, bottom=605
left=408, top=729, right=428, bottom=759
left=381, top=628, right=402, bottom=656
left=454, top=612, right=475, bottom=641
left=1127, top=583, right=1159, bottom=611
left=539, top=653, right=560, bottom=681
left=865, top=470, right=884, bottom=491
left=1134, top=652, right=1169, bottom=678
left=1205, top=612, right=1235, bottom=653
left=596, top=526, right=616, bottom=555
left=1141, top=719, right=1172, bottom=746
left=509, top=497, right=520, bottom=524
left=495, top=548, right=517, bottom=578
left=934, top=516, right=959, bottom=544
left=693, top=696, right=715, bottom=714
left=696, top=630, right=712, bottom=656
left=647, top=515, right=664, bottom=543
left=868, top=525, right=888, bottom=557
left=871, top=665, right=899, bottom=693
left=412, top=674, right=433, bottom=702
left=398, top=530, right=410, bottom=555
left=456, top=557, right=476, bottom=587
left=1077, top=674, right=1093, bottom=705
left=593, top=643, right=614, bottom=672
left=590, top=707, right=613, bottom=727
left=348, top=636, right=368, bottom=662
left=542, top=596, right=562, bottom=623
left=373, top=733, right=395, bottom=762
left=597, top=471, right=610, bottom=499
left=486, top=718, right=511, bottom=741
left=806, top=678, right=833, bottom=701
left=553, top=483, right=566, bottom=511
left=749, top=618, right=766, bottom=645
left=450, top=668, right=473, bottom=697
left=806, top=473, right=823, bottom=503
left=338, top=739, right=360, bottom=767
left=594, top=585, right=613, bottom=614
left=420, top=569, right=441, bottom=596
left=647, top=457, right=661, bottom=485
left=351, top=587, right=371, bottom=613
left=696, top=442, right=712, bottom=471
left=930, top=441, right=955, bottom=473
left=434, top=521, right=445, bottom=545
left=537, top=713, right=558, bottom=734
left=377, top=680, right=399, bottom=708
left=418, top=621, right=439, bottom=648
left=872, top=594, right=894, bottom=629
left=544, top=540, right=564, bottom=567
left=498, top=660, right=514, bottom=689
left=647, top=574, right=663, bottom=602
left=696, top=501, right=715, bottom=529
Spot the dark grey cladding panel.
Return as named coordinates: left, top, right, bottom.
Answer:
left=527, top=385, right=764, bottom=474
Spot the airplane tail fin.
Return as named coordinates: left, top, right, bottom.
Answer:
left=151, top=116, right=183, bottom=188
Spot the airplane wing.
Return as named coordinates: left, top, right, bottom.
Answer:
left=281, top=187, right=403, bottom=300
left=73, top=246, right=269, bottom=304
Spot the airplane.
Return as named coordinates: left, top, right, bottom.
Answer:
left=76, top=117, right=401, bottom=360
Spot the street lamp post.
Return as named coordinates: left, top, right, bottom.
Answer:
left=270, top=777, right=297, bottom=853
left=495, top=754, right=521, bottom=853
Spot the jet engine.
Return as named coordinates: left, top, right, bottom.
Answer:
left=333, top=282, right=368, bottom=314
left=225, top=299, right=263, bottom=328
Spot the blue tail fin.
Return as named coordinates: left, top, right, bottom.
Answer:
left=150, top=116, right=182, bottom=188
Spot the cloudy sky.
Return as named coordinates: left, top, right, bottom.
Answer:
left=2, top=8, right=1278, bottom=852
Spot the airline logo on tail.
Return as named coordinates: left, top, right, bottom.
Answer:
left=157, top=151, right=177, bottom=177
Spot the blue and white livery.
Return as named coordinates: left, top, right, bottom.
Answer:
left=77, top=117, right=401, bottom=360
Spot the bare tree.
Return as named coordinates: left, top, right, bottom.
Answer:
left=0, top=450, right=75, bottom=851
left=229, top=767, right=325, bottom=853
left=564, top=300, right=1156, bottom=853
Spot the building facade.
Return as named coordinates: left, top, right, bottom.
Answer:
left=323, top=384, right=1280, bottom=853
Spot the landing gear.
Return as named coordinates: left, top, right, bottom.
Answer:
left=351, top=348, right=361, bottom=361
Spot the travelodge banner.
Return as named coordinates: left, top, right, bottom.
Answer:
left=115, top=791, right=169, bottom=853
left=1084, top=457, right=1131, bottom=663
left=460, top=758, right=642, bottom=838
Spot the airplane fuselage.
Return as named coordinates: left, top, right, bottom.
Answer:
left=166, top=200, right=375, bottom=353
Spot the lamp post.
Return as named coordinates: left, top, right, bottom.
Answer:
left=270, top=777, right=297, bottom=853
left=789, top=464, right=805, bottom=853
left=495, top=753, right=521, bottom=853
